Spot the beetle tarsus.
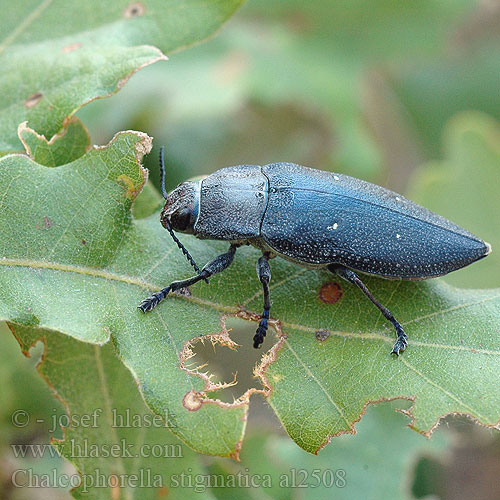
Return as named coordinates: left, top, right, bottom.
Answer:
left=254, top=309, right=270, bottom=348
left=330, top=264, right=409, bottom=355
left=391, top=321, right=408, bottom=355
left=253, top=324, right=267, bottom=348
left=139, top=287, right=172, bottom=312
left=391, top=334, right=408, bottom=356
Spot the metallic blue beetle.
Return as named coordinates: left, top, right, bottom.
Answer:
left=140, top=150, right=491, bottom=355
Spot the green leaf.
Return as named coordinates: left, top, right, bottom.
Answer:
left=5, top=317, right=448, bottom=498
left=0, top=42, right=164, bottom=155
left=0, top=0, right=245, bottom=154
left=261, top=279, right=499, bottom=453
left=18, top=114, right=163, bottom=218
left=132, top=182, right=164, bottom=220
left=1, top=126, right=499, bottom=458
left=19, top=117, right=91, bottom=166
left=10, top=324, right=214, bottom=500
left=0, top=128, right=247, bottom=457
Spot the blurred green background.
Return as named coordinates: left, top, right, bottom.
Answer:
left=3, top=0, right=500, bottom=498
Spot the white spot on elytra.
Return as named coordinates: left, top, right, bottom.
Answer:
left=396, top=233, right=401, bottom=239
left=333, top=175, right=340, bottom=181
left=395, top=196, right=401, bottom=201
left=327, top=223, right=339, bottom=230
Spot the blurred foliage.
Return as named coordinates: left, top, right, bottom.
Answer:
left=0, top=323, right=69, bottom=500
left=78, top=0, right=500, bottom=192
left=409, top=112, right=500, bottom=288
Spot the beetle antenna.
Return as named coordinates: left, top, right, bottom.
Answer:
left=159, top=146, right=208, bottom=282
left=159, top=146, right=168, bottom=199
left=164, top=218, right=209, bottom=283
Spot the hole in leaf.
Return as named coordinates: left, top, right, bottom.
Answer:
left=123, top=2, right=146, bottom=18
left=185, top=318, right=269, bottom=404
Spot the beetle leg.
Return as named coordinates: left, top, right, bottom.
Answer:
left=328, top=265, right=408, bottom=355
left=253, top=253, right=272, bottom=348
left=139, top=245, right=238, bottom=312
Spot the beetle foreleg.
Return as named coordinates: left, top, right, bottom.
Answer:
left=253, top=254, right=271, bottom=348
left=328, top=265, right=408, bottom=355
left=139, top=245, right=238, bottom=312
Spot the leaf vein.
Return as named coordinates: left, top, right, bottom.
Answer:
left=402, top=295, right=500, bottom=326
left=399, top=356, right=486, bottom=421
left=2, top=258, right=499, bottom=355
left=0, top=0, right=53, bottom=53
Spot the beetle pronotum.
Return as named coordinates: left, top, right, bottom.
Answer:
left=139, top=148, right=491, bottom=355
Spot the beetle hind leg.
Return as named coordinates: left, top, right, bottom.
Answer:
left=253, top=254, right=272, bottom=349
left=328, top=264, right=408, bottom=355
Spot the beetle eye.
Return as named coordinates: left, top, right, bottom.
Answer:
left=170, top=208, right=192, bottom=231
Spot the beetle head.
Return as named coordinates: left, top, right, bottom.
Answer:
left=160, top=181, right=199, bottom=234
left=157, top=146, right=205, bottom=280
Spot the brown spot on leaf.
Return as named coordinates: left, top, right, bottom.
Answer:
left=182, top=390, right=203, bottom=412
left=157, top=486, right=169, bottom=498
left=61, top=42, right=82, bottom=53
left=25, top=92, right=43, bottom=108
left=315, top=330, right=331, bottom=342
left=43, top=216, right=53, bottom=229
left=319, top=282, right=343, bottom=304
left=124, top=2, right=146, bottom=18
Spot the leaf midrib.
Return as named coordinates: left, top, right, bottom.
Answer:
left=2, top=256, right=499, bottom=356
left=1, top=256, right=153, bottom=289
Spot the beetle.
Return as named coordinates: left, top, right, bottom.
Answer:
left=139, top=148, right=491, bottom=355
